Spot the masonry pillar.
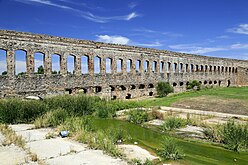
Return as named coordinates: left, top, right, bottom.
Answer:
left=44, top=52, right=52, bottom=75
left=148, top=60, right=152, bottom=73
left=6, top=49, right=15, bottom=77
left=88, top=55, right=94, bottom=76
left=122, top=58, right=126, bottom=75
left=131, top=59, right=136, bottom=74
left=101, top=56, right=105, bottom=74
left=74, top=55, right=81, bottom=76
left=140, top=59, right=144, bottom=74
left=60, top=53, right=67, bottom=75
left=155, top=61, right=159, bottom=73
left=26, top=50, right=34, bottom=75
left=112, top=58, right=116, bottom=74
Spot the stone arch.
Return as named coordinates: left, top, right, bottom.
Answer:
left=126, top=59, right=132, bottom=73
left=225, top=67, right=228, bottom=72
left=152, top=61, right=157, bottom=73
left=126, top=93, right=132, bottom=99
left=139, top=84, right=145, bottom=89
left=160, top=61, right=164, bottom=73
left=106, top=57, right=112, bottom=74
left=148, top=83, right=154, bottom=88
left=94, top=56, right=101, bottom=74
left=117, top=58, right=123, bottom=73
left=0, top=49, right=7, bottom=75
left=185, top=64, right=189, bottom=72
left=214, top=66, right=216, bottom=72
left=95, top=86, right=102, bottom=93
left=79, top=88, right=87, bottom=93
left=200, top=65, right=204, bottom=72
left=217, top=66, right=220, bottom=72
left=227, top=80, right=231, bottom=87
left=51, top=53, right=61, bottom=74
left=149, top=92, right=153, bottom=96
left=199, top=81, right=202, bottom=84
left=179, top=63, right=183, bottom=72
left=204, top=80, right=208, bottom=85
left=67, top=54, right=75, bottom=74
left=190, top=64, right=194, bottom=72
left=167, top=62, right=171, bottom=72
left=81, top=55, right=89, bottom=74
left=229, top=67, right=231, bottom=73
left=15, top=50, right=27, bottom=75
left=34, top=52, right=45, bottom=74
left=136, top=60, right=141, bottom=72
left=110, top=85, right=115, bottom=91
left=218, top=80, right=221, bottom=86
left=144, top=60, right=149, bottom=73
left=205, top=65, right=208, bottom=72
left=186, top=81, right=189, bottom=86
left=209, top=65, right=212, bottom=72
left=179, top=82, right=184, bottom=86
left=209, top=81, right=212, bottom=84
left=173, top=82, right=177, bottom=86
left=214, top=80, right=217, bottom=84
left=232, top=67, right=235, bottom=73
left=120, top=85, right=126, bottom=91
left=130, top=85, right=136, bottom=90
left=235, top=68, right=238, bottom=73
left=196, top=65, right=199, bottom=72
left=221, top=66, right=224, bottom=72
left=173, top=63, right=177, bottom=72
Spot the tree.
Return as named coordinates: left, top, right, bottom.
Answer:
left=156, top=82, right=174, bottom=97
left=37, top=65, right=44, bottom=74
left=1, top=71, right=7, bottom=75
left=186, top=80, right=201, bottom=90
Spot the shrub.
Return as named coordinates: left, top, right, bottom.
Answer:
left=0, top=99, right=47, bottom=124
left=160, top=116, right=187, bottom=131
left=127, top=110, right=149, bottom=124
left=159, top=137, right=184, bottom=160
left=34, top=108, right=68, bottom=128
left=202, top=125, right=222, bottom=143
left=221, top=120, right=248, bottom=152
left=106, top=127, right=130, bottom=144
left=93, top=101, right=116, bottom=118
left=186, top=80, right=201, bottom=90
left=156, top=82, right=174, bottom=97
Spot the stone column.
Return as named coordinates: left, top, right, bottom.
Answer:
left=74, top=55, right=81, bottom=76
left=101, top=56, right=105, bottom=74
left=148, top=60, right=152, bottom=73
left=6, top=49, right=15, bottom=76
left=112, top=58, right=116, bottom=74
left=140, top=59, right=144, bottom=74
left=131, top=59, right=136, bottom=74
left=60, top=53, right=67, bottom=75
left=88, top=55, right=94, bottom=76
left=122, top=58, right=126, bottom=75
left=44, top=52, right=52, bottom=75
left=155, top=61, right=159, bottom=73
left=26, top=50, right=34, bottom=75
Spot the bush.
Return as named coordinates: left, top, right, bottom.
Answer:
left=127, top=110, right=148, bottom=124
left=186, top=80, right=201, bottom=90
left=203, top=125, right=222, bottom=143
left=159, top=137, right=184, bottom=160
left=106, top=127, right=130, bottom=144
left=34, top=108, right=68, bottom=128
left=156, top=82, right=174, bottom=97
left=221, top=120, right=248, bottom=152
left=160, top=116, right=187, bottom=131
left=0, top=99, right=47, bottom=124
left=93, top=101, right=116, bottom=118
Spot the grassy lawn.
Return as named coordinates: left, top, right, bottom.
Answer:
left=92, top=118, right=248, bottom=165
left=138, top=87, right=248, bottom=115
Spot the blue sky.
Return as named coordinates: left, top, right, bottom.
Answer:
left=1, top=0, right=248, bottom=73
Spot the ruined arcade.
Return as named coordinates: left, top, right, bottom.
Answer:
left=0, top=30, right=248, bottom=99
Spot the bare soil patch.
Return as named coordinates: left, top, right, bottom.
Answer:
left=171, top=96, right=248, bottom=115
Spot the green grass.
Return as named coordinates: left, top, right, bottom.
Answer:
left=92, top=118, right=248, bottom=165
left=140, top=87, right=248, bottom=107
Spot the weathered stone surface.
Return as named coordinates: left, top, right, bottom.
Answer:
left=0, top=30, right=248, bottom=99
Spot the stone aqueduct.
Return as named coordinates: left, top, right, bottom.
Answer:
left=0, top=30, right=248, bottom=99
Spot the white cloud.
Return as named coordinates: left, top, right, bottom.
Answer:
left=0, top=61, right=7, bottom=73
left=96, top=35, right=130, bottom=45
left=231, top=43, right=248, bottom=49
left=216, top=35, right=229, bottom=39
left=169, top=44, right=227, bottom=54
left=16, top=60, right=27, bottom=74
left=128, top=2, right=138, bottom=9
left=136, top=41, right=163, bottom=47
left=133, top=28, right=183, bottom=37
left=15, top=0, right=140, bottom=23
left=228, top=24, right=248, bottom=35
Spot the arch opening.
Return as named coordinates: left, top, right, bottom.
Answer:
left=126, top=59, right=132, bottom=73
left=0, top=49, right=7, bottom=75
left=106, top=57, right=112, bottom=74
left=67, top=55, right=75, bottom=74
left=149, top=92, right=153, bottom=96
left=94, top=56, right=101, bottom=74
left=34, top=52, right=45, bottom=74
left=136, top=60, right=141, bottom=72
left=173, top=82, right=177, bottom=86
left=51, top=54, right=61, bottom=74
left=15, top=50, right=27, bottom=75
left=126, top=93, right=131, bottom=99
left=117, top=59, right=123, bottom=73
left=144, top=60, right=149, bottom=73
left=81, top=55, right=89, bottom=74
